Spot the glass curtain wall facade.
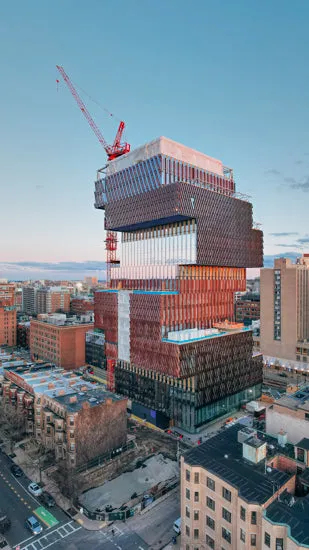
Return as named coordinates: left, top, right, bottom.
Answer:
left=94, top=137, right=263, bottom=432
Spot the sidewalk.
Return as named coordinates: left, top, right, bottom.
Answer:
left=161, top=537, right=181, bottom=549
left=10, top=445, right=107, bottom=530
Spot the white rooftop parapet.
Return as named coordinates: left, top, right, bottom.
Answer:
left=106, top=137, right=224, bottom=177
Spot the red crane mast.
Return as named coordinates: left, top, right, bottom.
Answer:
left=56, top=66, right=130, bottom=392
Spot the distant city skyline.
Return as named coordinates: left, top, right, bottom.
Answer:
left=1, top=1, right=309, bottom=280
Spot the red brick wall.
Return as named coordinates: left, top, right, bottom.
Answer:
left=74, top=397, right=127, bottom=465
left=0, top=308, right=16, bottom=346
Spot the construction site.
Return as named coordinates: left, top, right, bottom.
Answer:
left=57, top=66, right=264, bottom=434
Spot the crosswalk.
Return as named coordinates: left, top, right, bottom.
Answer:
left=16, top=521, right=82, bottom=550
left=99, top=525, right=147, bottom=550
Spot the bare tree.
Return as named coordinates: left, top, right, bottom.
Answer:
left=55, top=460, right=84, bottom=501
left=0, top=401, right=26, bottom=452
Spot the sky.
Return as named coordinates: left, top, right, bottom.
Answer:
left=1, top=0, right=309, bottom=280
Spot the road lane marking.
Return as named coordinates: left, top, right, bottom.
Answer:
left=16, top=522, right=82, bottom=550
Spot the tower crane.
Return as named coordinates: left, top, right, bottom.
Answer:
left=56, top=66, right=130, bottom=291
left=56, top=66, right=130, bottom=161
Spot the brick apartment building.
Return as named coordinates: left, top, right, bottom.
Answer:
left=36, top=287, right=70, bottom=314
left=71, top=297, right=94, bottom=314
left=0, top=283, right=16, bottom=346
left=30, top=315, right=93, bottom=369
left=0, top=283, right=15, bottom=307
left=235, top=293, right=260, bottom=325
left=1, top=365, right=127, bottom=466
left=181, top=424, right=309, bottom=550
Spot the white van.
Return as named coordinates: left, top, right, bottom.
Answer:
left=173, top=517, right=181, bottom=534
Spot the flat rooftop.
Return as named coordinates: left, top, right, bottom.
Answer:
left=265, top=492, right=309, bottom=546
left=184, top=425, right=292, bottom=504
left=53, top=387, right=124, bottom=413
left=4, top=365, right=97, bottom=398
left=106, top=136, right=227, bottom=178
left=162, top=326, right=251, bottom=345
left=273, top=386, right=309, bottom=411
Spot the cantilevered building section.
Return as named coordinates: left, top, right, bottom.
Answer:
left=94, top=137, right=263, bottom=432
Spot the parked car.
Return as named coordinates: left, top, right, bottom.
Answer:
left=28, top=483, right=43, bottom=497
left=0, top=510, right=11, bottom=534
left=10, top=464, right=23, bottom=477
left=40, top=492, right=55, bottom=508
left=25, top=516, right=43, bottom=535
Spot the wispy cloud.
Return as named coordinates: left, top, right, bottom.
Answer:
left=290, top=176, right=309, bottom=192
left=264, top=169, right=281, bottom=176
left=297, top=236, right=309, bottom=244
left=276, top=243, right=302, bottom=248
left=0, top=261, right=106, bottom=281
left=269, top=232, right=299, bottom=237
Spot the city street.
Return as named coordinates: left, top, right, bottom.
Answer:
left=0, top=450, right=68, bottom=547
left=14, top=523, right=150, bottom=550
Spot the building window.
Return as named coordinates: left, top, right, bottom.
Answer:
left=186, top=469, right=191, bottom=481
left=251, top=511, right=257, bottom=525
left=194, top=492, right=199, bottom=502
left=185, top=525, right=190, bottom=537
left=222, top=527, right=231, bottom=544
left=222, top=508, right=231, bottom=523
left=207, top=497, right=215, bottom=511
left=207, top=477, right=215, bottom=491
left=186, top=489, right=190, bottom=500
left=250, top=534, right=256, bottom=546
left=206, top=535, right=215, bottom=549
left=274, top=270, right=281, bottom=340
left=193, top=529, right=199, bottom=539
left=297, top=447, right=305, bottom=462
left=240, top=506, right=246, bottom=521
left=194, top=510, right=199, bottom=520
left=276, top=539, right=284, bottom=550
left=222, top=487, right=231, bottom=502
left=240, top=528, right=246, bottom=542
left=186, top=506, right=190, bottom=518
left=194, top=472, right=199, bottom=484
left=264, top=532, right=271, bottom=547
left=206, top=516, right=215, bottom=530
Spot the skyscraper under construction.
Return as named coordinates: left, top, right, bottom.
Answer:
left=94, top=137, right=263, bottom=432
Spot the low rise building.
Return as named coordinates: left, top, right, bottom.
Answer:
left=1, top=365, right=127, bottom=467
left=181, top=424, right=309, bottom=550
left=266, top=387, right=309, bottom=445
left=71, top=296, right=94, bottom=314
left=235, top=293, right=260, bottom=325
left=30, top=314, right=94, bottom=369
